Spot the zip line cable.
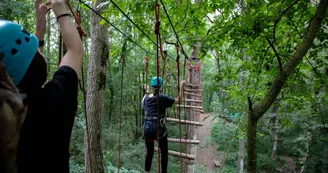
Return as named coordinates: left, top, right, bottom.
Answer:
left=80, top=0, right=182, bottom=62
left=159, top=0, right=189, bottom=59
left=109, top=0, right=157, bottom=46
left=108, top=0, right=187, bottom=61
left=79, top=0, right=149, bottom=53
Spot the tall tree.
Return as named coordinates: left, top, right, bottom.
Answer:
left=84, top=0, right=109, bottom=172
left=247, top=1, right=328, bottom=172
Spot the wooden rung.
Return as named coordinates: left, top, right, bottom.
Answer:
left=184, top=88, right=203, bottom=92
left=194, top=109, right=204, bottom=113
left=185, top=83, right=200, bottom=87
left=183, top=99, right=202, bottom=103
left=166, top=118, right=203, bottom=126
left=155, top=147, right=195, bottom=160
left=177, top=105, right=203, bottom=109
left=214, top=160, right=221, bottom=167
left=184, top=92, right=202, bottom=97
left=167, top=138, right=200, bottom=144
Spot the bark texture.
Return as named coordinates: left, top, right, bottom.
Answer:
left=84, top=1, right=109, bottom=172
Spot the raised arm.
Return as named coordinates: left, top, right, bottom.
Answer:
left=51, top=0, right=84, bottom=76
left=35, top=0, right=51, bottom=53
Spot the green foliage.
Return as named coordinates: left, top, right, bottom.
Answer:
left=4, top=0, right=327, bottom=172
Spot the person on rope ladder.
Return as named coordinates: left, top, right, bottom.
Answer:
left=0, top=0, right=83, bottom=172
left=142, top=77, right=185, bottom=173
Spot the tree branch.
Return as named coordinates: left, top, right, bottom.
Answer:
left=254, top=0, right=328, bottom=119
left=206, top=15, right=214, bottom=23
left=266, top=37, right=283, bottom=71
left=248, top=97, right=253, bottom=111
left=273, top=0, right=300, bottom=43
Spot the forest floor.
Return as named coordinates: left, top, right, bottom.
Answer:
left=195, top=113, right=221, bottom=172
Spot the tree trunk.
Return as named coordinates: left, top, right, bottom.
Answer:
left=238, top=139, right=245, bottom=173
left=246, top=1, right=328, bottom=172
left=247, top=110, right=259, bottom=173
left=84, top=0, right=109, bottom=172
left=300, top=131, right=312, bottom=173
left=271, top=102, right=279, bottom=160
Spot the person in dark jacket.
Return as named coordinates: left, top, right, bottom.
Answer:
left=142, top=77, right=185, bottom=173
left=0, top=0, right=84, bottom=172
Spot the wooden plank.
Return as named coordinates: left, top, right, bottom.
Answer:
left=194, top=109, right=204, bottom=113
left=154, top=147, right=195, bottom=160
left=184, top=92, right=202, bottom=97
left=166, top=118, right=203, bottom=126
left=184, top=88, right=203, bottom=92
left=177, top=105, right=203, bottom=109
left=183, top=99, right=202, bottom=103
left=167, top=138, right=200, bottom=144
left=185, top=83, right=200, bottom=87
left=214, top=160, right=221, bottom=167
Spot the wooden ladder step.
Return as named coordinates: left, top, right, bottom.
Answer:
left=194, top=109, right=204, bottom=113
left=185, top=88, right=203, bottom=92
left=185, top=83, right=200, bottom=87
left=154, top=147, right=195, bottom=160
left=183, top=99, right=202, bottom=103
left=184, top=92, right=202, bottom=97
left=166, top=118, right=203, bottom=126
left=167, top=138, right=200, bottom=144
left=177, top=105, right=203, bottom=109
left=214, top=160, right=221, bottom=167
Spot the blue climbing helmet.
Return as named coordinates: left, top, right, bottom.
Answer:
left=150, top=77, right=163, bottom=87
left=0, top=20, right=39, bottom=85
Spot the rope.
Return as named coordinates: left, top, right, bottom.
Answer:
left=176, top=43, right=183, bottom=172
left=144, top=55, right=149, bottom=168
left=118, top=49, right=125, bottom=173
left=154, top=3, right=161, bottom=173
left=66, top=1, right=93, bottom=172
left=161, top=58, right=166, bottom=91
left=159, top=0, right=189, bottom=59
left=145, top=55, right=149, bottom=86
left=154, top=4, right=166, bottom=61
left=183, top=58, right=188, bottom=173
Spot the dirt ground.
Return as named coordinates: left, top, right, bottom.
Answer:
left=195, top=113, right=218, bottom=172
